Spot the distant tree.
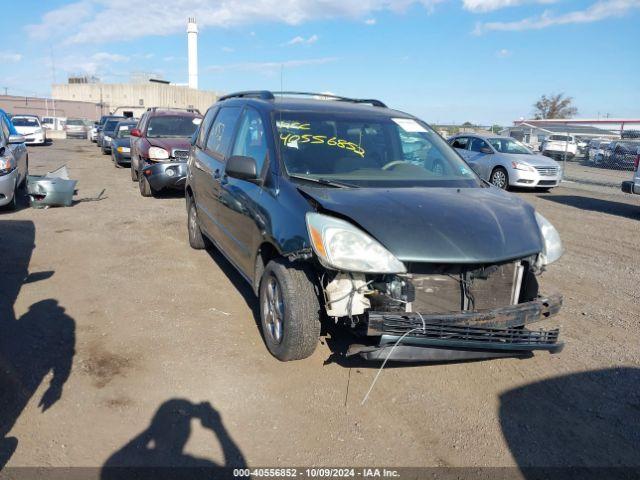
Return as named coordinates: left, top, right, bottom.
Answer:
left=491, top=124, right=502, bottom=134
left=462, top=121, right=474, bottom=127
left=533, top=93, right=577, bottom=119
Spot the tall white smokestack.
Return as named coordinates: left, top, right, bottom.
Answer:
left=187, top=17, right=198, bottom=89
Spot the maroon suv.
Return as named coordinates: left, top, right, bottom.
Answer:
left=130, top=108, right=202, bottom=197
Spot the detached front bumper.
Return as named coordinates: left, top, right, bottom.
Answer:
left=349, top=294, right=563, bottom=362
left=143, top=162, right=187, bottom=191
left=621, top=181, right=638, bottom=195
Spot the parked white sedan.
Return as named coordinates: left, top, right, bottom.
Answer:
left=449, top=134, right=562, bottom=191
left=11, top=115, right=47, bottom=145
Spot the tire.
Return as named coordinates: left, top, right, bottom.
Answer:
left=19, top=158, right=29, bottom=189
left=187, top=200, right=206, bottom=249
left=131, top=161, right=139, bottom=181
left=139, top=170, right=153, bottom=197
left=1, top=186, right=17, bottom=212
left=490, top=167, right=509, bottom=190
left=258, top=259, right=321, bottom=361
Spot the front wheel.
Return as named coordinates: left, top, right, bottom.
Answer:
left=259, top=259, right=321, bottom=361
left=139, top=171, right=153, bottom=197
left=490, top=167, right=509, bottom=190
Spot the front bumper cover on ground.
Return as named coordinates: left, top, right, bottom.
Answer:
left=143, top=162, right=187, bottom=191
left=621, top=181, right=637, bottom=195
left=349, top=294, right=563, bottom=362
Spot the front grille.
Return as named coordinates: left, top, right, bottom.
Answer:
left=173, top=149, right=189, bottom=161
left=538, top=180, right=557, bottom=186
left=371, top=313, right=560, bottom=346
left=535, top=166, right=558, bottom=176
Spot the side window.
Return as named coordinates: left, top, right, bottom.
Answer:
left=205, top=106, right=242, bottom=160
left=1, top=118, right=10, bottom=141
left=196, top=107, right=218, bottom=149
left=231, top=108, right=268, bottom=173
left=451, top=137, right=469, bottom=150
left=469, top=138, right=490, bottom=153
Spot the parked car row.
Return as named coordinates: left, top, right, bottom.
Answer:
left=87, top=92, right=565, bottom=364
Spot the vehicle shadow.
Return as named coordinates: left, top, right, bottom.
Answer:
left=101, top=398, right=246, bottom=480
left=500, top=367, right=640, bottom=477
left=0, top=220, right=75, bottom=469
left=204, top=245, right=261, bottom=328
left=538, top=195, right=640, bottom=220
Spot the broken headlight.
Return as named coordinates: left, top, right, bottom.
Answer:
left=0, top=157, right=15, bottom=176
left=306, top=212, right=406, bottom=273
left=535, top=212, right=563, bottom=265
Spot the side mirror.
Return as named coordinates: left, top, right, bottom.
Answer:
left=226, top=155, right=259, bottom=181
left=130, top=128, right=141, bottom=137
left=8, top=134, right=26, bottom=144
left=480, top=146, right=493, bottom=154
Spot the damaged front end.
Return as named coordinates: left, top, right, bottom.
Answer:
left=306, top=212, right=564, bottom=362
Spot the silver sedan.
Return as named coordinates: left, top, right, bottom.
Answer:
left=448, top=134, right=562, bottom=191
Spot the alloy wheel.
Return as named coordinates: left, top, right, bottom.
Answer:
left=491, top=169, right=507, bottom=189
left=262, top=275, right=284, bottom=344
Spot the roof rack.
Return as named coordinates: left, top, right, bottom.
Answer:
left=146, top=107, right=202, bottom=115
left=218, top=90, right=387, bottom=108
left=277, top=92, right=388, bottom=108
left=218, top=91, right=275, bottom=101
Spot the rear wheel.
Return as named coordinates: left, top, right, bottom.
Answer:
left=187, top=200, right=206, bottom=249
left=490, top=167, right=509, bottom=190
left=259, top=259, right=321, bottom=361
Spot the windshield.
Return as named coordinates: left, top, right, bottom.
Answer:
left=146, top=115, right=201, bottom=138
left=275, top=113, right=480, bottom=188
left=104, top=119, right=122, bottom=131
left=66, top=119, right=84, bottom=126
left=488, top=138, right=531, bottom=154
left=12, top=117, right=39, bottom=127
left=117, top=124, right=134, bottom=138
left=549, top=135, right=572, bottom=142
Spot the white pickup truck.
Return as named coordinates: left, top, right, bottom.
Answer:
left=621, top=146, right=640, bottom=198
left=542, top=134, right=578, bottom=160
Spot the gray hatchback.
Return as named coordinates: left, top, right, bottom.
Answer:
left=449, top=134, right=562, bottom=191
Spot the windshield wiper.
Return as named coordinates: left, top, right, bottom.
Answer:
left=288, top=174, right=359, bottom=188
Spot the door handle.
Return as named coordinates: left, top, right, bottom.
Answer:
left=213, top=169, right=221, bottom=179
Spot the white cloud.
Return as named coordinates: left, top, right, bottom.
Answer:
left=206, top=57, right=338, bottom=73
left=92, top=52, right=129, bottom=63
left=365, top=18, right=377, bottom=24
left=496, top=48, right=511, bottom=57
left=474, top=0, right=640, bottom=34
left=462, top=0, right=557, bottom=13
left=0, top=52, right=22, bottom=62
left=285, top=34, right=319, bottom=45
left=27, top=0, right=443, bottom=44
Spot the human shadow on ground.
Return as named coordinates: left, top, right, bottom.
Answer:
left=0, top=220, right=75, bottom=469
left=101, top=398, right=246, bottom=480
left=500, top=367, right=640, bottom=479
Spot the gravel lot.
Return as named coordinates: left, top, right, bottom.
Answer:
left=1, top=140, right=639, bottom=474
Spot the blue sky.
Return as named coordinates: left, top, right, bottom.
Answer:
left=2, top=0, right=639, bottom=124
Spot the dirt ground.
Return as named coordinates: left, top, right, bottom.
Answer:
left=1, top=140, right=639, bottom=474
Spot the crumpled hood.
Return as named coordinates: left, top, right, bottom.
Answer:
left=299, top=186, right=543, bottom=264
left=147, top=138, right=191, bottom=155
left=14, top=126, right=40, bottom=135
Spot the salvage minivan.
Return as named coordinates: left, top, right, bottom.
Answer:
left=186, top=91, right=564, bottom=362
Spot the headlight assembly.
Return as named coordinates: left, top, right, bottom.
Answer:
left=0, top=157, right=16, bottom=176
left=306, top=212, right=406, bottom=273
left=148, top=147, right=170, bottom=160
left=535, top=212, right=563, bottom=265
left=512, top=161, right=534, bottom=172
